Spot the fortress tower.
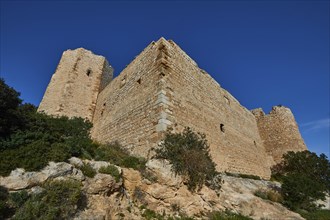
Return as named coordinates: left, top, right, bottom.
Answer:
left=38, top=48, right=113, bottom=121
left=252, top=106, right=307, bottom=164
left=38, top=38, right=307, bottom=179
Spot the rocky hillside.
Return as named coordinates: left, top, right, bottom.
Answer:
left=0, top=158, right=304, bottom=220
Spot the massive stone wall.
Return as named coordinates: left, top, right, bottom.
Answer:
left=91, top=39, right=169, bottom=157
left=38, top=38, right=308, bottom=179
left=38, top=48, right=113, bottom=121
left=153, top=39, right=273, bottom=179
left=252, top=106, right=307, bottom=164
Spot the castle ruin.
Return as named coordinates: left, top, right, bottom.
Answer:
left=38, top=38, right=307, bottom=179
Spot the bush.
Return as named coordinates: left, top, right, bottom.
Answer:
left=208, top=210, right=253, bottom=220
left=99, top=165, right=121, bottom=182
left=271, top=151, right=330, bottom=211
left=0, top=112, right=94, bottom=176
left=0, top=79, right=147, bottom=177
left=225, top=172, right=261, bottom=180
left=80, top=163, right=96, bottom=178
left=94, top=142, right=146, bottom=170
left=8, top=190, right=30, bottom=209
left=155, top=127, right=218, bottom=192
left=13, top=180, right=83, bottom=219
left=0, top=186, right=14, bottom=219
left=281, top=173, right=326, bottom=211
left=0, top=78, right=22, bottom=138
left=297, top=209, right=330, bottom=220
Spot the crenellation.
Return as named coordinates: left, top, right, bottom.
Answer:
left=38, top=38, right=307, bottom=179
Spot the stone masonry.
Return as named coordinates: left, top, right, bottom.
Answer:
left=38, top=48, right=113, bottom=121
left=38, top=38, right=307, bottom=179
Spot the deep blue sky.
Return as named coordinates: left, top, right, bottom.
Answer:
left=1, top=1, right=329, bottom=157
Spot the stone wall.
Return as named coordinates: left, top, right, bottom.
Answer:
left=91, top=39, right=168, bottom=157
left=252, top=106, right=307, bottom=164
left=155, top=39, right=272, bottom=179
left=38, top=48, right=113, bottom=121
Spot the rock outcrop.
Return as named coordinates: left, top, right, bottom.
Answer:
left=0, top=159, right=305, bottom=220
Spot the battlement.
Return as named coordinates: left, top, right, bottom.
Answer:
left=38, top=38, right=307, bottom=179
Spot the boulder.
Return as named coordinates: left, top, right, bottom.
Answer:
left=69, top=157, right=84, bottom=167
left=84, top=173, right=121, bottom=196
left=0, top=161, right=83, bottom=190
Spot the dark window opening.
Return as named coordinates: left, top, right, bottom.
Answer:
left=86, top=69, right=92, bottom=76
left=103, top=103, right=106, bottom=106
left=220, top=124, right=225, bottom=132
left=120, top=76, right=126, bottom=88
left=254, top=141, right=257, bottom=146
left=137, top=78, right=141, bottom=84
left=224, top=96, right=230, bottom=105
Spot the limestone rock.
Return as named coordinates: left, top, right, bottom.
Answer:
left=69, top=157, right=84, bottom=167
left=0, top=161, right=83, bottom=190
left=146, top=159, right=182, bottom=186
left=41, top=161, right=73, bottom=178
left=84, top=173, right=121, bottom=196
left=218, top=176, right=304, bottom=220
left=0, top=169, right=47, bottom=190
left=122, top=168, right=143, bottom=195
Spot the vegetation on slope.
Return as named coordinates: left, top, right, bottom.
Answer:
left=1, top=180, right=83, bottom=219
left=271, top=150, right=330, bottom=211
left=155, top=127, right=218, bottom=192
left=0, top=78, right=145, bottom=176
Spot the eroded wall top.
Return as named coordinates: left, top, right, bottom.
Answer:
left=38, top=48, right=113, bottom=121
left=252, top=106, right=307, bottom=164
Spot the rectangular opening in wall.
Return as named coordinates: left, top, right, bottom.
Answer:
left=224, top=96, right=230, bottom=105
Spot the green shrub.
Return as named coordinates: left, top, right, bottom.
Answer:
left=142, top=208, right=163, bottom=220
left=271, top=151, right=330, bottom=211
left=94, top=142, right=146, bottom=170
left=80, top=163, right=96, bottom=178
left=0, top=79, right=146, bottom=177
left=0, top=185, right=15, bottom=219
left=122, top=156, right=146, bottom=170
left=155, top=127, right=217, bottom=192
left=99, top=165, right=121, bottom=182
left=225, top=172, right=261, bottom=180
left=13, top=180, right=83, bottom=220
left=208, top=211, right=253, bottom=220
left=8, top=190, right=30, bottom=209
left=0, top=113, right=94, bottom=176
left=0, top=78, right=23, bottom=139
left=297, top=209, right=330, bottom=220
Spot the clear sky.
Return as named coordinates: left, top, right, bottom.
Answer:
left=1, top=1, right=329, bottom=157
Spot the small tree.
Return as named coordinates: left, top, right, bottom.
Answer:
left=271, top=150, right=330, bottom=211
left=0, top=78, right=22, bottom=138
left=155, top=127, right=217, bottom=192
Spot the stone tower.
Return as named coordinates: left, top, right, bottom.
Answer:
left=39, top=38, right=307, bottom=179
left=38, top=48, right=113, bottom=121
left=252, top=106, right=307, bottom=164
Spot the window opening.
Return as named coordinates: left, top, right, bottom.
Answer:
left=86, top=69, right=92, bottom=76
left=220, top=124, right=225, bottom=132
